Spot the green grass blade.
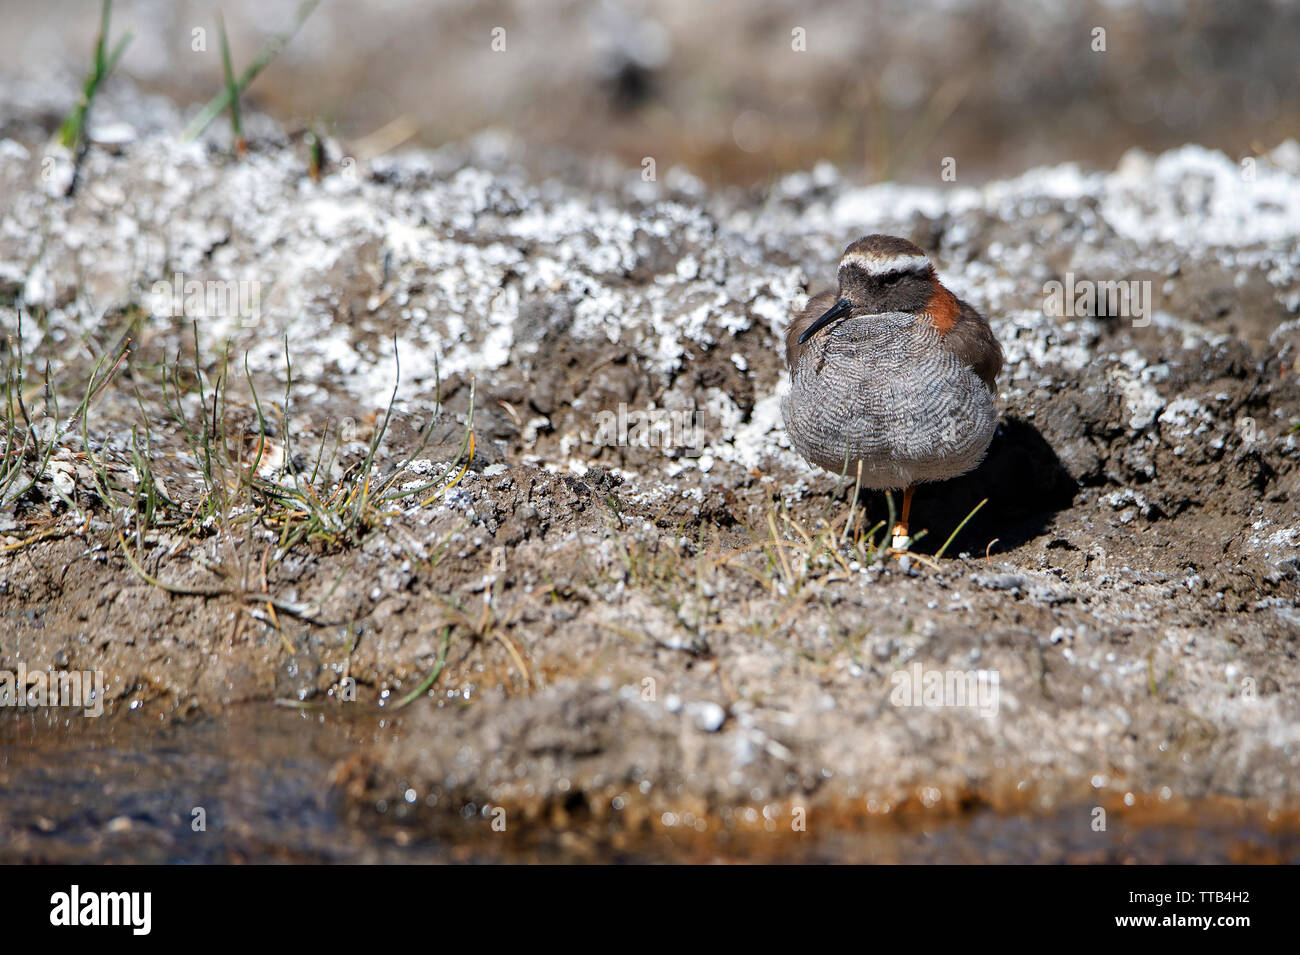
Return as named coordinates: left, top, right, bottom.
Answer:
left=390, top=627, right=453, bottom=710
left=182, top=0, right=320, bottom=143
left=934, top=497, right=988, bottom=561
left=217, top=12, right=244, bottom=152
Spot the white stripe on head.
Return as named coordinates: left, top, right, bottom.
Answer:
left=838, top=251, right=931, bottom=276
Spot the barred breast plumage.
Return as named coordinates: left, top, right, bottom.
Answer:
left=781, top=310, right=997, bottom=490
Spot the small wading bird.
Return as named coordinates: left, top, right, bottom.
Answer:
left=781, top=235, right=1003, bottom=551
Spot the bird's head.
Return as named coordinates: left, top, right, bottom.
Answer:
left=798, top=235, right=940, bottom=345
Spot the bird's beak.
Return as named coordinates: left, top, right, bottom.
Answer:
left=797, top=297, right=852, bottom=345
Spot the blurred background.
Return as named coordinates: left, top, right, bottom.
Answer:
left=1, top=0, right=1298, bottom=185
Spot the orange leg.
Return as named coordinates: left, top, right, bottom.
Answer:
left=891, top=486, right=914, bottom=551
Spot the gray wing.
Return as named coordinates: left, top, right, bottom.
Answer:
left=941, top=299, right=1003, bottom=392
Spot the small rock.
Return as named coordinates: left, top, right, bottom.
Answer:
left=973, top=572, right=1026, bottom=592
left=685, top=701, right=726, bottom=732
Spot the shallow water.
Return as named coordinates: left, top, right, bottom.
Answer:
left=2, top=708, right=1295, bottom=864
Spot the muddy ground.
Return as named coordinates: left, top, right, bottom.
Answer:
left=1, top=86, right=1299, bottom=860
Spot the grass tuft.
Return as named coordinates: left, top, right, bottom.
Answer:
left=25, top=318, right=481, bottom=646
left=58, top=0, right=133, bottom=151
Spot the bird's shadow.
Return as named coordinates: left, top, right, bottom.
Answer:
left=853, top=416, right=1077, bottom=557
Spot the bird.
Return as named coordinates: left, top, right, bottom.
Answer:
left=781, top=234, right=1003, bottom=551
